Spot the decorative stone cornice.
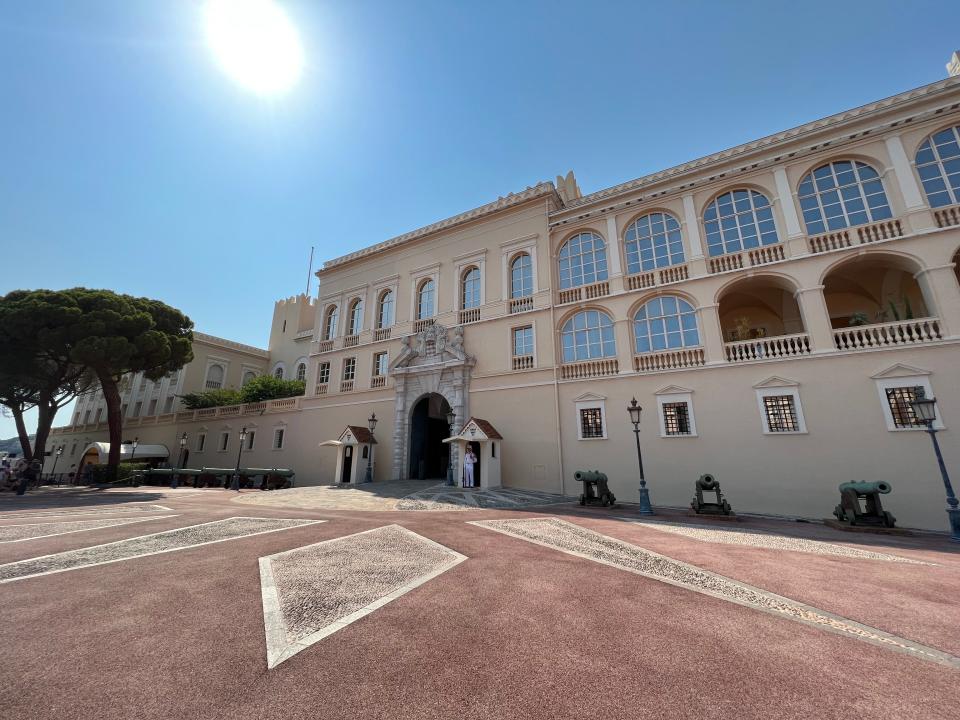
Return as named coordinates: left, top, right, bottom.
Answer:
left=194, top=332, right=269, bottom=358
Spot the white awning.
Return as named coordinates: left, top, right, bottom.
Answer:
left=81, top=442, right=170, bottom=464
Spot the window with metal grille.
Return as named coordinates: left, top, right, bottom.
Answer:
left=219, top=432, right=229, bottom=451
left=762, top=395, right=799, bottom=432
left=662, top=402, right=691, bottom=435
left=579, top=407, right=604, bottom=439
left=885, top=386, right=923, bottom=428
left=273, top=428, right=285, bottom=449
left=318, top=362, right=330, bottom=384
left=196, top=433, right=206, bottom=452
left=342, top=358, right=356, bottom=381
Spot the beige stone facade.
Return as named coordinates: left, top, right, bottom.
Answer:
left=48, top=73, right=960, bottom=531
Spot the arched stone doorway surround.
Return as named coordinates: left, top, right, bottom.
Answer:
left=389, top=324, right=476, bottom=480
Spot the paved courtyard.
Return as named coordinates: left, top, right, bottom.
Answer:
left=2, top=485, right=959, bottom=719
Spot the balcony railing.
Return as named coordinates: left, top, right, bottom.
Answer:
left=458, top=307, right=480, bottom=325
left=808, top=218, right=904, bottom=254
left=934, top=204, right=960, bottom=228
left=833, top=318, right=942, bottom=350
left=340, top=379, right=355, bottom=393
left=857, top=219, right=903, bottom=244
left=512, top=354, right=534, bottom=370
left=747, top=245, right=785, bottom=266
left=317, top=339, right=334, bottom=353
left=634, top=347, right=705, bottom=373
left=558, top=280, right=610, bottom=305
left=509, top=296, right=534, bottom=314
left=659, top=264, right=689, bottom=284
left=626, top=272, right=656, bottom=291
left=724, top=333, right=811, bottom=363
left=344, top=334, right=359, bottom=347
left=315, top=383, right=328, bottom=396
left=205, top=381, right=222, bottom=390
left=374, top=327, right=392, bottom=341
left=413, top=318, right=435, bottom=333
left=371, top=375, right=386, bottom=388
left=708, top=253, right=744, bottom=274
left=560, top=358, right=619, bottom=379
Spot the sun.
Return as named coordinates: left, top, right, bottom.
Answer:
left=203, top=0, right=304, bottom=97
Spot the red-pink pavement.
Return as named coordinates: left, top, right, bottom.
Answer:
left=1, top=490, right=958, bottom=720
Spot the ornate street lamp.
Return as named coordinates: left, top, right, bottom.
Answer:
left=364, top=412, right=377, bottom=483
left=172, top=432, right=187, bottom=489
left=628, top=398, right=654, bottom=515
left=445, top=409, right=457, bottom=486
left=50, top=445, right=64, bottom=485
left=128, top=437, right=139, bottom=486
left=231, top=426, right=247, bottom=491
left=910, top=388, right=959, bottom=541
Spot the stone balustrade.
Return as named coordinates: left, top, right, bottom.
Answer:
left=340, top=380, right=355, bottom=393
left=833, top=317, right=943, bottom=350
left=633, top=347, right=705, bottom=372
left=512, top=354, right=534, bottom=370
left=371, top=376, right=386, bottom=388
left=343, top=334, right=359, bottom=347
left=626, top=272, right=656, bottom=291
left=708, top=253, right=744, bottom=274
left=934, top=204, right=960, bottom=228
left=373, top=328, right=392, bottom=341
left=724, top=333, right=811, bottom=363
left=509, top=296, right=534, bottom=314
left=747, top=244, right=785, bottom=266
left=315, top=383, right=328, bottom=396
left=856, top=218, right=903, bottom=244
left=317, top=339, right=334, bottom=353
left=560, top=358, right=619, bottom=379
left=458, top=307, right=480, bottom=325
left=413, top=318, right=435, bottom=333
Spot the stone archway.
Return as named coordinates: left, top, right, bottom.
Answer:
left=390, top=324, right=475, bottom=481
left=408, top=393, right=452, bottom=480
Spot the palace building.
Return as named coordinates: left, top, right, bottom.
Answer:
left=49, top=57, right=960, bottom=531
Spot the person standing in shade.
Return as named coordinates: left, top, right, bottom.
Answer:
left=463, top=446, right=477, bottom=488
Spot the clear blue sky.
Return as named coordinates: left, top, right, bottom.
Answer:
left=1, top=0, right=958, bottom=439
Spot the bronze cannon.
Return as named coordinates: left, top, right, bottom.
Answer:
left=833, top=481, right=896, bottom=528
left=574, top=470, right=617, bottom=507
left=691, top=473, right=733, bottom=516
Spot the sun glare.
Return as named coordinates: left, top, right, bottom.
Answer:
left=203, top=0, right=304, bottom=97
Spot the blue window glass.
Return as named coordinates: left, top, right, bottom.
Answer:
left=461, top=267, right=481, bottom=309
left=915, top=125, right=960, bottom=208
left=323, top=306, right=339, bottom=340
left=633, top=297, right=699, bottom=353
left=798, top=160, right=892, bottom=234
left=560, top=310, right=616, bottom=362
left=558, top=232, right=608, bottom=289
left=703, top=189, right=779, bottom=256
left=417, top=279, right=435, bottom=320
left=510, top=253, right=533, bottom=298
left=624, top=212, right=685, bottom=274
left=377, top=290, right=394, bottom=329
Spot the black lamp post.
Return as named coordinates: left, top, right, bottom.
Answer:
left=628, top=398, right=654, bottom=515
left=128, top=437, right=139, bottom=486
left=364, top=412, right=377, bottom=483
left=910, top=389, right=959, bottom=542
left=51, top=445, right=64, bottom=485
left=172, top=432, right=187, bottom=489
left=445, top=409, right=457, bottom=486
left=231, top=426, right=247, bottom=491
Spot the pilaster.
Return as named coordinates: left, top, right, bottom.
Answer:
left=604, top=215, right=623, bottom=277
left=915, top=264, right=960, bottom=338
left=697, top=303, right=726, bottom=364
left=794, top=286, right=835, bottom=353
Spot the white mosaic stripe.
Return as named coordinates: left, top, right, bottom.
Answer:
left=0, top=517, right=323, bottom=584
left=0, top=504, right=173, bottom=519
left=0, top=515, right=177, bottom=543
left=630, top=519, right=931, bottom=564
left=260, top=525, right=467, bottom=669
left=470, top=518, right=959, bottom=669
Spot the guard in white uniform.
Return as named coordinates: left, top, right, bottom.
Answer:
left=463, top=448, right=477, bottom=488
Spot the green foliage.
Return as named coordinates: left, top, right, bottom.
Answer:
left=181, top=389, right=243, bottom=409
left=88, top=462, right=150, bottom=484
left=239, top=375, right=305, bottom=403
left=848, top=312, right=869, bottom=327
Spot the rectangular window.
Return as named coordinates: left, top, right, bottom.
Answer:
left=196, top=433, right=206, bottom=452
left=343, top=358, right=356, bottom=381
left=579, top=408, right=605, bottom=439
left=83, top=410, right=91, bottom=424
left=246, top=430, right=256, bottom=450
left=164, top=397, right=174, bottom=413
left=885, top=386, right=924, bottom=429
left=134, top=401, right=143, bottom=418
left=318, top=362, right=330, bottom=384
left=762, top=395, right=799, bottom=433
left=373, top=352, right=388, bottom=377
left=512, top=326, right=534, bottom=356
left=219, top=432, right=229, bottom=451
left=662, top=402, right=691, bottom=435
left=147, top=398, right=158, bottom=416
left=94, top=408, right=102, bottom=423
left=273, top=428, right=285, bottom=449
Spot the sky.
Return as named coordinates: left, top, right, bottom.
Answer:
left=1, top=0, right=959, bottom=440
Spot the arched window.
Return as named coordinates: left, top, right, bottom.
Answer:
left=915, top=125, right=960, bottom=208
left=347, top=298, right=363, bottom=336
left=417, top=279, right=435, bottom=320
left=242, top=371, right=256, bottom=385
left=558, top=232, right=608, bottom=289
left=704, top=189, right=779, bottom=256
left=205, top=364, right=224, bottom=389
left=560, top=310, right=616, bottom=363
left=624, top=212, right=685, bottom=273
left=461, top=267, right=481, bottom=309
left=376, top=290, right=394, bottom=329
left=273, top=366, right=284, bottom=380
left=798, top=160, right=892, bottom=234
left=634, top=297, right=699, bottom=353
left=510, top=253, right=533, bottom=298
left=296, top=362, right=306, bottom=382
left=323, top=305, right=339, bottom=340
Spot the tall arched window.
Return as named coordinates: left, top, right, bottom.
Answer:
left=624, top=212, right=685, bottom=273
left=633, top=297, right=699, bottom=353
left=461, top=267, right=481, bottom=309
left=915, top=125, right=960, bottom=208
left=417, top=279, right=435, bottom=320
left=510, top=253, right=533, bottom=298
left=296, top=362, right=306, bottom=382
left=558, top=232, right=608, bottom=289
left=323, top=305, right=339, bottom=340
left=703, top=189, right=779, bottom=256
left=205, top=364, right=224, bottom=389
left=274, top=366, right=284, bottom=379
left=560, top=310, right=616, bottom=363
left=242, top=371, right=256, bottom=385
left=798, top=160, right=892, bottom=234
left=347, top=298, right=363, bottom=336
left=376, top=290, right=394, bottom=328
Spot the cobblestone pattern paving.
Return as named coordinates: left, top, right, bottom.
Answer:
left=633, top=520, right=931, bottom=564
left=0, top=504, right=172, bottom=520
left=0, top=517, right=321, bottom=584
left=395, top=486, right=572, bottom=511
left=260, top=524, right=466, bottom=668
left=472, top=517, right=960, bottom=669
left=0, top=516, right=175, bottom=543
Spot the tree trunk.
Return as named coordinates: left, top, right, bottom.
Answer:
left=98, top=372, right=124, bottom=481
left=32, top=398, right=54, bottom=471
left=12, top=405, right=32, bottom=461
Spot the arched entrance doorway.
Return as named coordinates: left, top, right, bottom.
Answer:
left=408, top=393, right=451, bottom=480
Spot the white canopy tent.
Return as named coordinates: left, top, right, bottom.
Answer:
left=80, top=442, right=170, bottom=465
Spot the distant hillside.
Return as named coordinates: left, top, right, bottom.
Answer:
left=0, top=436, right=30, bottom=456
